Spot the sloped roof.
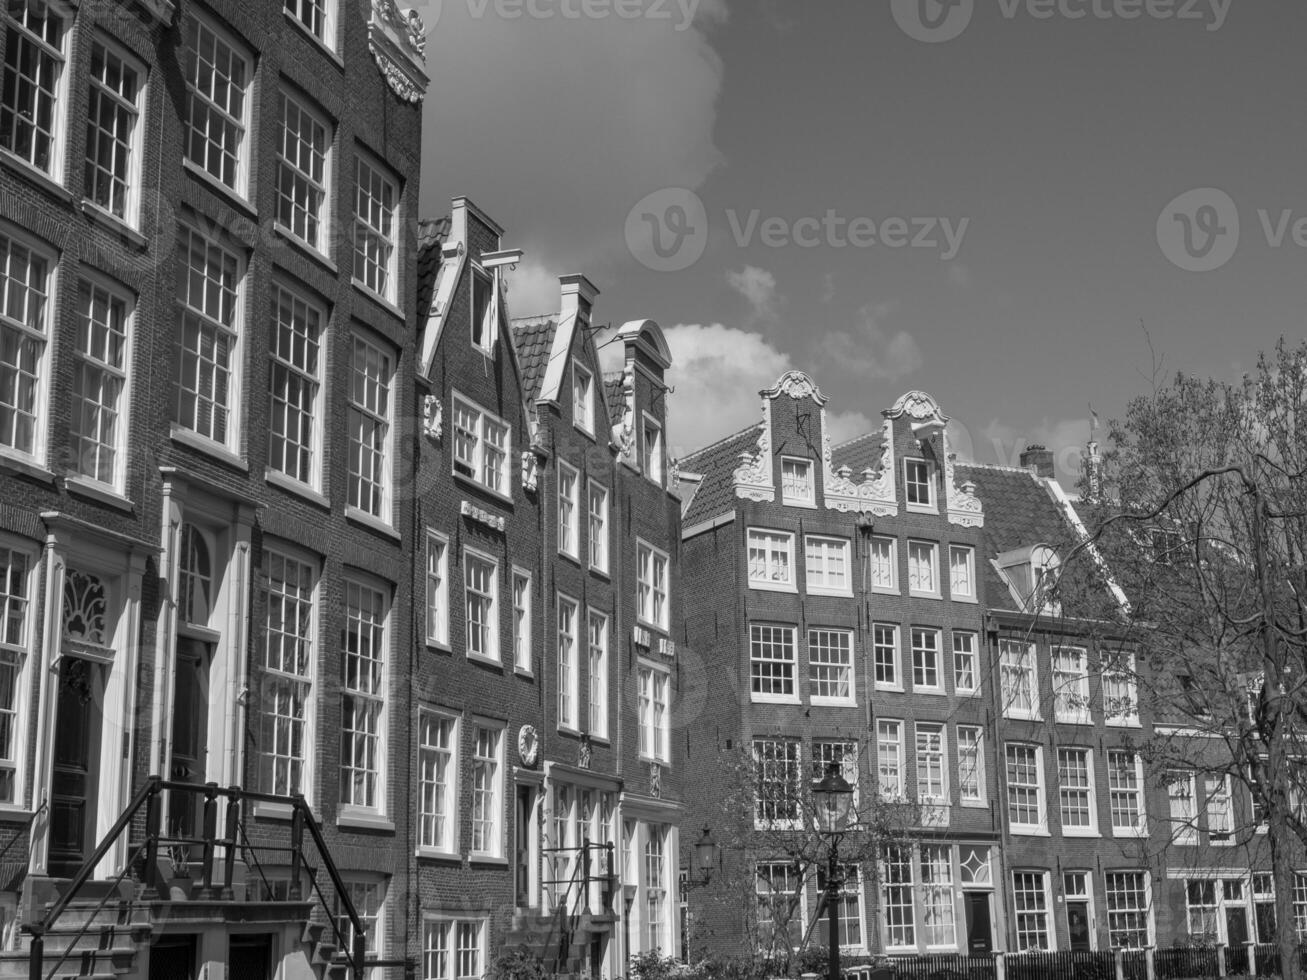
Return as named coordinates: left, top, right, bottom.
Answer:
left=602, top=372, right=625, bottom=422
left=510, top=316, right=558, bottom=405
left=679, top=425, right=763, bottom=529
left=830, top=429, right=884, bottom=480
left=415, top=217, right=450, bottom=319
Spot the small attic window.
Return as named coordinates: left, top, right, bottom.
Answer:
left=780, top=457, right=814, bottom=506
left=471, top=268, right=494, bottom=352
left=997, top=544, right=1061, bottom=617
left=572, top=361, right=594, bottom=435
left=904, top=459, right=936, bottom=512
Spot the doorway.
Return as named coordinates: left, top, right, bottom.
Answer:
left=516, top=786, right=534, bottom=908
left=168, top=639, right=211, bottom=863
left=963, top=892, right=993, bottom=954
left=1067, top=901, right=1092, bottom=951
left=49, top=657, right=103, bottom=877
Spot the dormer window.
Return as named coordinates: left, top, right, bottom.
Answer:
left=904, top=459, right=935, bottom=511
left=471, top=268, right=494, bottom=352
left=572, top=361, right=594, bottom=435
left=641, top=414, right=663, bottom=485
left=997, top=544, right=1061, bottom=616
left=780, top=457, right=814, bottom=506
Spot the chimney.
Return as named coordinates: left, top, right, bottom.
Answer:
left=1020, top=445, right=1056, bottom=480
left=1083, top=439, right=1103, bottom=501
left=560, top=274, right=600, bottom=330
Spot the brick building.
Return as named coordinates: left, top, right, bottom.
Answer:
left=0, top=0, right=427, bottom=977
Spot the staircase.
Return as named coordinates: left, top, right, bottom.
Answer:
left=0, top=881, right=148, bottom=980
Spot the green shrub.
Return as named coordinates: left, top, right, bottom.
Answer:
left=483, top=948, right=552, bottom=980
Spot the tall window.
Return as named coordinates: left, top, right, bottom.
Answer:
left=644, top=827, right=667, bottom=951
left=1000, top=640, right=1038, bottom=719
left=1108, top=750, right=1145, bottom=834
left=1185, top=881, right=1219, bottom=941
left=512, top=570, right=531, bottom=672
left=1052, top=647, right=1091, bottom=724
left=808, top=628, right=853, bottom=702
left=587, top=482, right=608, bottom=572
left=907, top=540, right=938, bottom=595
left=958, top=726, right=984, bottom=804
left=70, top=277, right=130, bottom=487
left=464, top=552, right=498, bottom=663
left=816, top=865, right=863, bottom=950
left=1167, top=770, right=1197, bottom=845
left=261, top=550, right=316, bottom=797
left=920, top=845, right=955, bottom=947
left=347, top=335, right=393, bottom=520
left=870, top=536, right=897, bottom=591
left=949, top=544, right=975, bottom=599
left=0, top=231, right=53, bottom=461
left=750, top=624, right=796, bottom=700
left=915, top=723, right=946, bottom=804
left=588, top=610, right=609, bottom=739
left=425, top=533, right=449, bottom=646
left=780, top=457, right=814, bottom=505
left=470, top=724, right=503, bottom=856
left=641, top=415, right=663, bottom=483
left=877, top=720, right=904, bottom=800
left=572, top=361, right=594, bottom=433
left=335, top=879, right=385, bottom=966
left=182, top=13, right=250, bottom=191
left=1103, top=653, right=1139, bottom=725
left=1006, top=743, right=1045, bottom=830
left=905, top=459, right=933, bottom=509
left=1, top=1, right=68, bottom=175
left=354, top=153, right=398, bottom=301
left=1057, top=747, right=1095, bottom=833
left=1204, top=774, right=1233, bottom=842
left=423, top=919, right=487, bottom=980
left=753, top=738, right=801, bottom=825
left=882, top=846, right=916, bottom=949
left=268, top=280, right=324, bottom=487
left=873, top=623, right=899, bottom=689
left=418, top=712, right=456, bottom=853
left=452, top=395, right=510, bottom=494
left=0, top=545, right=32, bottom=804
left=911, top=628, right=941, bottom=690
left=756, top=862, right=803, bottom=951
left=1012, top=872, right=1051, bottom=951
left=1105, top=872, right=1151, bottom=949
left=638, top=665, right=669, bottom=762
left=285, top=0, right=334, bottom=44
left=557, top=462, right=579, bottom=558
left=747, top=529, right=794, bottom=589
left=470, top=270, right=494, bottom=351
left=174, top=225, right=243, bottom=447
left=556, top=596, right=578, bottom=730
left=276, top=90, right=331, bottom=250
left=84, top=39, right=144, bottom=220
left=340, top=580, right=387, bottom=811
left=953, top=631, right=977, bottom=693
left=804, top=536, right=850, bottom=594
left=637, top=542, right=669, bottom=630
left=812, top=740, right=858, bottom=795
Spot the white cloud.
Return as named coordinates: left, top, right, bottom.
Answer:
left=505, top=259, right=563, bottom=318
left=726, top=265, right=778, bottom=320
left=818, top=302, right=923, bottom=381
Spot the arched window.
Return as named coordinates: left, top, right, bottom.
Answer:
left=178, top=524, right=213, bottom=626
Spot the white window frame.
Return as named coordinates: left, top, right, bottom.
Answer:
left=417, top=709, right=458, bottom=857
left=882, top=844, right=916, bottom=951
left=1204, top=773, right=1234, bottom=845
left=260, top=545, right=319, bottom=801
left=869, top=535, right=898, bottom=593
left=469, top=721, right=505, bottom=859
left=572, top=360, right=594, bottom=435
left=910, top=627, right=942, bottom=693
left=876, top=720, right=904, bottom=801
left=275, top=86, right=333, bottom=254
left=807, top=628, right=854, bottom=705
left=1056, top=746, right=1099, bottom=837
left=182, top=11, right=253, bottom=195
left=69, top=271, right=134, bottom=492
left=421, top=916, right=489, bottom=980
left=588, top=608, right=609, bottom=740
left=335, top=877, right=387, bottom=970
left=907, top=540, right=940, bottom=598
left=637, top=661, right=670, bottom=764
left=557, top=461, right=580, bottom=559
left=1108, top=749, right=1148, bottom=837
left=353, top=147, right=400, bottom=304
left=919, top=845, right=956, bottom=951
left=780, top=456, right=815, bottom=506
left=346, top=332, right=394, bottom=525
left=83, top=34, right=147, bottom=225
left=752, top=738, right=801, bottom=829
left=915, top=722, right=948, bottom=805
left=512, top=568, right=532, bottom=674
left=267, top=277, right=326, bottom=492
left=636, top=540, right=669, bottom=631
left=1104, top=871, right=1153, bottom=950
left=587, top=480, right=609, bottom=573
left=0, top=226, right=56, bottom=468
left=339, top=577, right=390, bottom=819
left=873, top=623, right=901, bottom=691
left=463, top=549, right=500, bottom=665
left=1000, top=640, right=1040, bottom=720
left=1167, top=770, right=1198, bottom=846
left=804, top=535, right=851, bottom=596
left=1053, top=646, right=1092, bottom=725
left=1, top=0, right=71, bottom=180
left=747, top=528, right=796, bottom=592
left=641, top=412, right=664, bottom=485
left=470, top=267, right=495, bottom=353
left=904, top=458, right=936, bottom=513
left=451, top=392, right=512, bottom=498
left=424, top=531, right=449, bottom=648
left=948, top=544, right=976, bottom=601
left=958, top=726, right=985, bottom=806
left=1005, top=742, right=1047, bottom=834
left=1103, top=652, right=1140, bottom=727
left=952, top=631, right=977, bottom=694
left=0, top=536, right=37, bottom=809
left=284, top=0, right=339, bottom=52
left=1012, top=870, right=1053, bottom=951
left=556, top=594, right=579, bottom=732
left=749, top=623, right=797, bottom=704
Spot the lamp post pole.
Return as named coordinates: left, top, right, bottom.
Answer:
left=826, top=837, right=840, bottom=980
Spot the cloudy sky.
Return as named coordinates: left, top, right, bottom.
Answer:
left=418, top=1, right=1307, bottom=484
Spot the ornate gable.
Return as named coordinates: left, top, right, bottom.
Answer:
left=885, top=390, right=983, bottom=527
left=368, top=0, right=430, bottom=103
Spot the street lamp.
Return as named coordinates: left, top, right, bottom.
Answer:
left=813, top=766, right=854, bottom=980
left=692, top=827, right=720, bottom=885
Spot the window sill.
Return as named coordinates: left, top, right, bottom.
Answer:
left=284, top=10, right=346, bottom=68
left=905, top=503, right=939, bottom=515
left=266, top=469, right=330, bottom=509
left=453, top=470, right=514, bottom=506
left=0, top=150, right=73, bottom=203
left=252, top=801, right=296, bottom=821
left=587, top=734, right=610, bottom=747
left=638, top=755, right=671, bottom=769
left=345, top=506, right=401, bottom=542
left=182, top=159, right=255, bottom=217
left=749, top=694, right=801, bottom=706
left=950, top=594, right=979, bottom=604
left=80, top=200, right=148, bottom=248
left=911, top=686, right=948, bottom=696
left=1111, top=828, right=1150, bottom=839
left=469, top=855, right=509, bottom=867
left=573, top=421, right=596, bottom=441
left=636, top=618, right=669, bottom=636
left=425, top=639, right=452, bottom=654
left=467, top=653, right=504, bottom=671
left=1009, top=826, right=1051, bottom=837
left=513, top=664, right=534, bottom=679
left=273, top=224, right=338, bottom=275
left=807, top=586, right=854, bottom=599
left=961, top=800, right=989, bottom=809
left=1003, top=711, right=1043, bottom=723
left=874, top=683, right=904, bottom=693
left=416, top=847, right=461, bottom=862
left=955, top=688, right=980, bottom=698
left=588, top=564, right=610, bottom=580
left=557, top=725, right=583, bottom=738
left=1062, top=828, right=1101, bottom=839
left=871, top=585, right=901, bottom=596
left=748, top=580, right=797, bottom=594
left=0, top=450, right=53, bottom=484
left=558, top=548, right=582, bottom=567
left=352, top=279, right=404, bottom=322
left=1105, top=720, right=1143, bottom=729
left=811, top=697, right=857, bottom=709
left=780, top=498, right=817, bottom=510
left=169, top=426, right=249, bottom=471
left=908, top=591, right=943, bottom=600
left=0, top=807, right=37, bottom=821
left=65, top=477, right=134, bottom=512
left=337, top=810, right=396, bottom=833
